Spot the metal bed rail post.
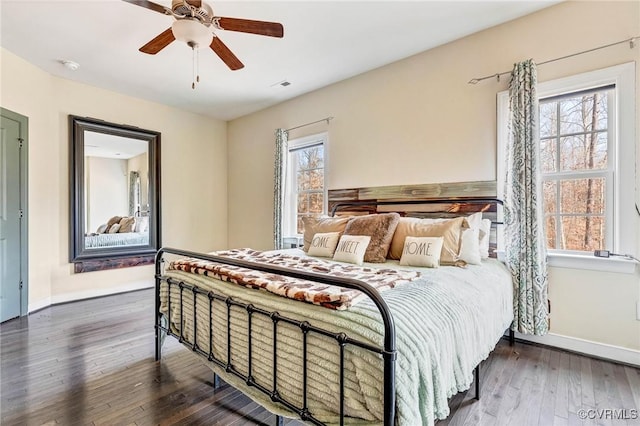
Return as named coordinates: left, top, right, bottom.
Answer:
left=154, top=248, right=164, bottom=361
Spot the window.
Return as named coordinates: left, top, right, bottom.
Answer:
left=283, top=133, right=327, bottom=238
left=539, top=86, right=614, bottom=253
left=497, top=63, right=636, bottom=271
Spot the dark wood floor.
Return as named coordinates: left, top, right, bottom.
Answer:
left=1, top=289, right=638, bottom=426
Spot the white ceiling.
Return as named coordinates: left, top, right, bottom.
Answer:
left=1, top=0, right=558, bottom=121
left=85, top=131, right=148, bottom=159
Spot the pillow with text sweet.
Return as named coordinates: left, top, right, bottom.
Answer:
left=332, top=235, right=371, bottom=265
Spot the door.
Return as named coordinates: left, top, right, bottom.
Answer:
left=0, top=109, right=26, bottom=322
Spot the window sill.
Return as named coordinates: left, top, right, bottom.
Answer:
left=547, top=253, right=637, bottom=274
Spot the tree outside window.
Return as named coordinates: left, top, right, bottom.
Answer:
left=540, top=87, right=613, bottom=252
left=293, top=145, right=324, bottom=234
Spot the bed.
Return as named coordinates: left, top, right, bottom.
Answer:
left=84, top=231, right=149, bottom=248
left=154, top=191, right=514, bottom=426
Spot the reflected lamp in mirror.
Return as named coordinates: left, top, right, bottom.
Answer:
left=69, top=115, right=161, bottom=273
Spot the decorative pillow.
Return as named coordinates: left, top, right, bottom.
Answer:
left=479, top=218, right=492, bottom=259
left=302, top=216, right=351, bottom=252
left=96, top=224, right=108, bottom=234
left=343, top=213, right=400, bottom=263
left=427, top=212, right=484, bottom=260
left=463, top=212, right=484, bottom=260
left=105, top=215, right=122, bottom=233
left=332, top=235, right=371, bottom=265
left=107, top=223, right=121, bottom=234
left=308, top=232, right=341, bottom=257
left=391, top=213, right=484, bottom=261
left=135, top=216, right=149, bottom=233
left=118, top=216, right=136, bottom=233
left=399, top=236, right=444, bottom=268
left=458, top=228, right=481, bottom=265
left=389, top=216, right=467, bottom=265
left=465, top=212, right=483, bottom=230
left=388, top=217, right=420, bottom=258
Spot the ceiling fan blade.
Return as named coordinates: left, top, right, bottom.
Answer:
left=122, top=0, right=167, bottom=14
left=216, top=17, right=284, bottom=38
left=210, top=37, right=244, bottom=71
left=140, top=28, right=175, bottom=55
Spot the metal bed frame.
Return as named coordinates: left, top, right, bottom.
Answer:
left=154, top=197, right=514, bottom=425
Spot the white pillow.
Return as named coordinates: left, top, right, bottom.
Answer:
left=308, top=232, right=341, bottom=257
left=135, top=216, right=149, bottom=233
left=107, top=223, right=121, bottom=234
left=399, top=236, right=444, bottom=268
left=96, top=224, right=108, bottom=234
left=458, top=212, right=483, bottom=261
left=479, top=218, right=492, bottom=259
left=332, top=235, right=371, bottom=265
left=458, top=228, right=482, bottom=265
left=465, top=212, right=483, bottom=230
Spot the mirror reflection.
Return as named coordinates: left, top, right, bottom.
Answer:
left=69, top=115, right=160, bottom=271
left=83, top=132, right=150, bottom=250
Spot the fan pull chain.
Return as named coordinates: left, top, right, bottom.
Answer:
left=196, top=47, right=200, bottom=84
left=190, top=44, right=201, bottom=90
left=192, top=45, right=196, bottom=89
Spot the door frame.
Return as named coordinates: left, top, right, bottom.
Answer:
left=1, top=107, right=29, bottom=316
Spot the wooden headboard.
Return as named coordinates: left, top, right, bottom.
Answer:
left=327, top=180, right=502, bottom=257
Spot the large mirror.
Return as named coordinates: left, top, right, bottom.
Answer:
left=70, top=116, right=160, bottom=272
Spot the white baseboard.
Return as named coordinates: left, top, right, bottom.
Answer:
left=28, top=297, right=52, bottom=313
left=50, top=280, right=153, bottom=305
left=28, top=281, right=153, bottom=313
left=515, top=331, right=640, bottom=367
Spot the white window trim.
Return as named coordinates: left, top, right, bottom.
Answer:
left=283, top=132, right=328, bottom=239
left=497, top=62, right=636, bottom=274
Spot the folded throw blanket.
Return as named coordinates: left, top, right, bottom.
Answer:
left=168, top=248, right=421, bottom=310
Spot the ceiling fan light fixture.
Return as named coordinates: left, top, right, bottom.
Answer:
left=171, top=19, right=212, bottom=48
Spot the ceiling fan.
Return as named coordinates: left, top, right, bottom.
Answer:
left=123, top=0, right=284, bottom=71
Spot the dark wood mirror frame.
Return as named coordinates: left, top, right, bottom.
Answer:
left=69, top=115, right=161, bottom=273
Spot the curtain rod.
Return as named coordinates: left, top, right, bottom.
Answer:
left=468, top=36, right=639, bottom=85
left=285, top=116, right=334, bottom=132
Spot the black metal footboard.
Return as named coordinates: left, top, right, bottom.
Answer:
left=154, top=247, right=398, bottom=426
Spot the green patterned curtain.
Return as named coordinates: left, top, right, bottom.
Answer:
left=273, top=128, right=289, bottom=249
left=129, top=171, right=140, bottom=216
left=505, top=59, right=549, bottom=335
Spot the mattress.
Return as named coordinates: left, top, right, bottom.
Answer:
left=159, top=249, right=514, bottom=425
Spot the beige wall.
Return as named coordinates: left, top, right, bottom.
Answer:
left=549, top=267, right=639, bottom=350
left=228, top=1, right=640, bottom=351
left=1, top=48, right=228, bottom=309
left=86, top=156, right=129, bottom=232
